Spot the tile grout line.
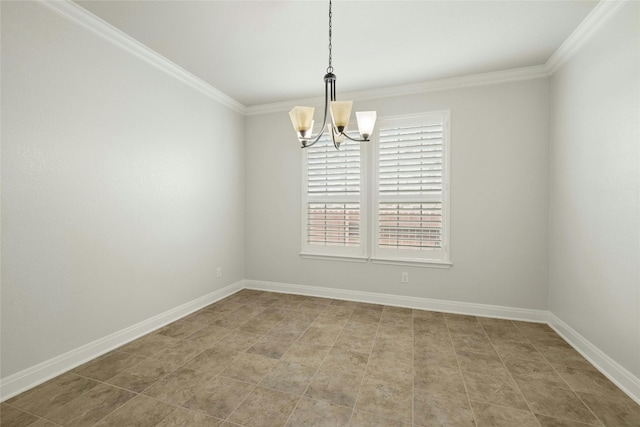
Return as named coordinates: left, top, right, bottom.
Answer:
left=513, top=323, right=605, bottom=427
left=346, top=307, right=383, bottom=425
left=482, top=320, right=544, bottom=427
left=444, top=315, right=480, bottom=427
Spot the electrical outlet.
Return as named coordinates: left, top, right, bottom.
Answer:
left=216, top=267, right=222, bottom=278
left=401, top=272, right=409, bottom=283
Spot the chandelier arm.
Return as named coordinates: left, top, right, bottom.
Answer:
left=300, top=124, right=327, bottom=148
left=298, top=77, right=333, bottom=148
left=341, top=132, right=369, bottom=142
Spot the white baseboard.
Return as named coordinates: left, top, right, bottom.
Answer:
left=244, top=279, right=549, bottom=323
left=0, top=281, right=243, bottom=401
left=549, top=313, right=640, bottom=405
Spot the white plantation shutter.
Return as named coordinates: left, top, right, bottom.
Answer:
left=373, top=113, right=450, bottom=263
left=302, top=131, right=366, bottom=258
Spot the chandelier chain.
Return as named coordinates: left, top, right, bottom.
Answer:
left=327, top=0, right=333, bottom=73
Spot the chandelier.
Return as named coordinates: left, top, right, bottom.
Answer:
left=288, top=0, right=377, bottom=150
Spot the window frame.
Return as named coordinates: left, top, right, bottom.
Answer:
left=370, top=112, right=452, bottom=267
left=299, top=125, right=369, bottom=261
left=299, top=111, right=451, bottom=268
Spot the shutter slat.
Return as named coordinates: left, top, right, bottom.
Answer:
left=377, top=115, right=445, bottom=251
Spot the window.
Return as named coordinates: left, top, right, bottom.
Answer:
left=301, top=112, right=450, bottom=266
left=372, top=113, right=450, bottom=264
left=301, top=132, right=367, bottom=259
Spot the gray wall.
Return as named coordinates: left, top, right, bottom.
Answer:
left=245, top=79, right=550, bottom=310
left=1, top=2, right=245, bottom=378
left=549, top=1, right=640, bottom=378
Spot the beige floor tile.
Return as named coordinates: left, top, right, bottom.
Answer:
left=364, top=354, right=413, bottom=388
left=413, top=309, right=446, bottom=321
left=482, top=324, right=530, bottom=344
left=349, top=307, right=383, bottom=324
left=281, top=342, right=332, bottom=368
left=463, top=371, right=529, bottom=411
left=260, top=360, right=317, bottom=395
left=73, top=351, right=145, bottom=382
left=219, top=352, right=278, bottom=384
left=156, top=407, right=223, bottom=426
left=118, top=334, right=181, bottom=358
left=535, top=414, right=602, bottom=426
left=321, top=348, right=370, bottom=378
left=1, top=403, right=38, bottom=427
left=504, top=358, right=569, bottom=389
left=8, top=374, right=99, bottom=417
left=182, top=377, right=254, bottom=419
left=413, top=388, right=475, bottom=427
left=156, top=319, right=206, bottom=339
left=238, top=317, right=280, bottom=335
left=285, top=397, right=351, bottom=426
left=298, top=325, right=342, bottom=346
left=7, top=294, right=635, bottom=427
left=372, top=337, right=413, bottom=362
left=155, top=339, right=211, bottom=365
left=518, top=385, right=600, bottom=425
left=512, top=321, right=557, bottom=338
left=492, top=341, right=546, bottom=362
left=414, top=364, right=467, bottom=397
left=228, top=386, right=299, bottom=427
left=349, top=409, right=411, bottom=426
left=211, top=312, right=256, bottom=330
left=471, top=401, right=538, bottom=427
left=382, top=305, right=413, bottom=317
left=107, top=358, right=178, bottom=393
left=376, top=324, right=413, bottom=340
left=214, top=330, right=263, bottom=352
left=553, top=365, right=629, bottom=399
left=414, top=350, right=459, bottom=370
left=534, top=343, right=593, bottom=369
left=355, top=379, right=412, bottom=424
left=451, top=331, right=496, bottom=354
left=142, top=367, right=215, bottom=405
left=184, top=348, right=239, bottom=375
left=246, top=335, right=297, bottom=360
left=45, top=383, right=135, bottom=426
left=183, top=309, right=224, bottom=326
left=333, top=333, right=375, bottom=354
left=25, top=419, right=59, bottom=427
left=183, top=325, right=233, bottom=348
left=305, top=367, right=362, bottom=408
left=577, top=391, right=640, bottom=427
left=476, top=317, right=514, bottom=327
left=342, top=319, right=379, bottom=336
left=93, top=394, right=176, bottom=427
left=455, top=350, right=511, bottom=378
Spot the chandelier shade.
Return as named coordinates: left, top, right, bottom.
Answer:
left=288, top=0, right=376, bottom=150
left=289, top=106, right=315, bottom=133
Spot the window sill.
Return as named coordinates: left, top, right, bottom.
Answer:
left=299, top=253, right=452, bottom=268
left=299, top=253, right=369, bottom=263
left=370, top=257, right=453, bottom=269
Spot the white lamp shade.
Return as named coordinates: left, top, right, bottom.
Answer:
left=356, top=111, right=377, bottom=139
left=330, top=101, right=353, bottom=130
left=289, top=106, right=315, bottom=132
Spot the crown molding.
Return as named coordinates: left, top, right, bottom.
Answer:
left=38, top=0, right=247, bottom=115
left=37, top=0, right=626, bottom=117
left=545, top=0, right=628, bottom=74
left=246, top=65, right=549, bottom=115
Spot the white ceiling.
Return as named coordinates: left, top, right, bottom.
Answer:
left=76, top=0, right=598, bottom=107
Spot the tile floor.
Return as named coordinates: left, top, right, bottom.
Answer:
left=2, top=290, right=639, bottom=427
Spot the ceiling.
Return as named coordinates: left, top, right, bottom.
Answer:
left=76, top=0, right=598, bottom=107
